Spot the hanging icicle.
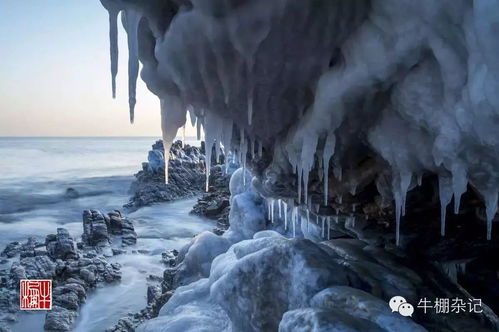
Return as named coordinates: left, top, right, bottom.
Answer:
left=122, top=9, right=141, bottom=124
left=323, top=132, right=336, bottom=206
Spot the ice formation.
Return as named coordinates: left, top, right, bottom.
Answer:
left=101, top=0, right=499, bottom=241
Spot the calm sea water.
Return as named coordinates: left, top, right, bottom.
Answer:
left=0, top=137, right=213, bottom=332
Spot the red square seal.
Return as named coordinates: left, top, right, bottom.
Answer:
left=20, top=280, right=52, bottom=310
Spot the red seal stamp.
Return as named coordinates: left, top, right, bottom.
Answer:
left=20, top=280, right=52, bottom=310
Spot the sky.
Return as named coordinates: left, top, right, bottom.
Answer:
left=0, top=0, right=192, bottom=137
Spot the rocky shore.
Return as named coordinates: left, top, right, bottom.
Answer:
left=0, top=210, right=137, bottom=332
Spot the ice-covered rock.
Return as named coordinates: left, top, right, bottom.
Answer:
left=279, top=308, right=385, bottom=332
left=223, top=191, right=266, bottom=242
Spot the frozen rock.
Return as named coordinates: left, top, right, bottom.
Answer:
left=279, top=308, right=385, bottom=332
left=175, top=232, right=231, bottom=286
left=223, top=191, right=266, bottom=242
left=310, top=286, right=426, bottom=332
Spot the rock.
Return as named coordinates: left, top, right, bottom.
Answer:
left=79, top=268, right=96, bottom=285
left=1, top=242, right=22, bottom=258
left=191, top=165, right=232, bottom=232
left=112, top=248, right=126, bottom=256
left=64, top=188, right=79, bottom=199
left=19, top=237, right=42, bottom=258
left=82, top=210, right=110, bottom=248
left=44, top=306, right=77, bottom=332
left=46, top=228, right=78, bottom=260
left=279, top=308, right=386, bottom=332
left=106, top=210, right=137, bottom=246
left=147, top=285, right=162, bottom=305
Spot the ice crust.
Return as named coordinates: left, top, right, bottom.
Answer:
left=101, top=0, right=498, bottom=240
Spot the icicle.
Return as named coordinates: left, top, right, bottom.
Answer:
left=251, top=138, right=256, bottom=159
left=417, top=174, right=423, bottom=186
left=306, top=209, right=310, bottom=232
left=323, top=132, right=336, bottom=206
left=334, top=216, right=339, bottom=224
left=438, top=175, right=453, bottom=237
left=482, top=188, right=498, bottom=240
left=451, top=164, right=467, bottom=214
left=334, top=166, right=342, bottom=182
left=284, top=203, right=288, bottom=230
left=278, top=199, right=282, bottom=218
left=258, top=141, right=263, bottom=158
left=297, top=168, right=303, bottom=204
left=292, top=206, right=298, bottom=238
left=321, top=216, right=325, bottom=238
left=350, top=184, right=357, bottom=196
left=338, top=195, right=343, bottom=204
left=196, top=119, right=202, bottom=140
left=316, top=214, right=319, bottom=225
left=327, top=217, right=331, bottom=240
left=160, top=97, right=187, bottom=185
left=392, top=172, right=412, bottom=245
left=122, top=9, right=141, bottom=124
left=106, top=7, right=119, bottom=99
left=352, top=203, right=357, bottom=212
left=270, top=199, right=275, bottom=224
left=247, top=95, right=254, bottom=125
left=300, top=134, right=318, bottom=205
left=221, top=119, right=233, bottom=154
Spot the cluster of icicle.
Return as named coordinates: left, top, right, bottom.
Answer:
left=265, top=197, right=357, bottom=241
left=100, top=0, right=498, bottom=245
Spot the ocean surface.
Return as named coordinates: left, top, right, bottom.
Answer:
left=0, top=137, right=213, bottom=332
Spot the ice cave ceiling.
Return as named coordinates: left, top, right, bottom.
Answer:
left=100, top=0, right=499, bottom=244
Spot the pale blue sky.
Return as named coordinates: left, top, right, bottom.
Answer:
left=0, top=0, right=170, bottom=136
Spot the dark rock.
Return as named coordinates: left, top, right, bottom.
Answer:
left=82, top=210, right=110, bottom=248
left=44, top=306, right=77, bottom=332
left=64, top=188, right=79, bottom=199
left=46, top=228, right=78, bottom=260
left=1, top=242, right=22, bottom=258
left=191, top=165, right=232, bottom=232
left=19, top=237, right=42, bottom=259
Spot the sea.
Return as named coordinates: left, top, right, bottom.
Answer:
left=0, top=137, right=213, bottom=332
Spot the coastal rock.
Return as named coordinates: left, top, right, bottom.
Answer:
left=0, top=215, right=127, bottom=331
left=82, top=210, right=110, bottom=248
left=106, top=211, right=137, bottom=246
left=44, top=306, right=77, bottom=332
left=46, top=228, right=78, bottom=260
left=0, top=242, right=21, bottom=258
left=191, top=165, right=232, bottom=233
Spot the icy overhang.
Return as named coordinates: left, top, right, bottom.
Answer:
left=99, top=0, right=499, bottom=244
